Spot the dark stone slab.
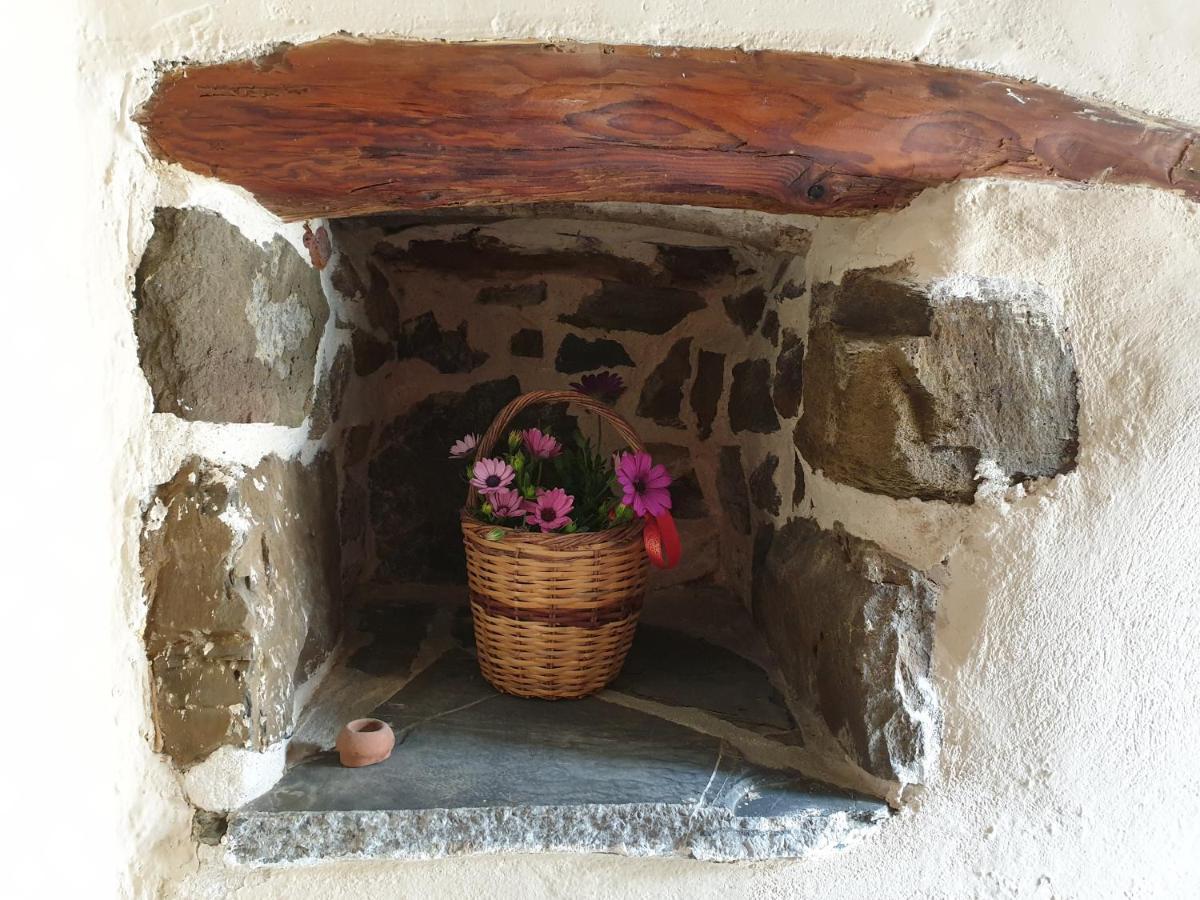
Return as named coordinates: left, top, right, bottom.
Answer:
left=554, top=333, right=634, bottom=373
left=636, top=339, right=692, bottom=428
left=561, top=281, right=706, bottom=334
left=232, top=649, right=887, bottom=862
left=754, top=519, right=940, bottom=783
left=613, top=626, right=794, bottom=733
left=723, top=286, right=767, bottom=335
left=729, top=359, right=780, bottom=434
left=346, top=601, right=443, bottom=678
left=476, top=282, right=548, bottom=307
left=716, top=446, right=751, bottom=535
left=369, top=377, right=522, bottom=582
left=655, top=244, right=738, bottom=285
left=396, top=311, right=488, bottom=374
left=773, top=328, right=805, bottom=419
left=749, top=454, right=782, bottom=516
left=352, top=329, right=393, bottom=376
left=134, top=207, right=328, bottom=425
left=509, top=328, right=544, bottom=358
left=690, top=350, right=725, bottom=441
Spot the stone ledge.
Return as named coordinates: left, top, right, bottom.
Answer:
left=226, top=802, right=887, bottom=865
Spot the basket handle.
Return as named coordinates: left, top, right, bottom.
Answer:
left=465, top=390, right=646, bottom=507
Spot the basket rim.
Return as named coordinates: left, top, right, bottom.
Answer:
left=461, top=510, right=644, bottom=549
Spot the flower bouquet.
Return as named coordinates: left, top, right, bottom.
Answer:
left=455, top=378, right=679, bottom=700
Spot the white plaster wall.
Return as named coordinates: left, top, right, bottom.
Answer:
left=6, top=1, right=1198, bottom=897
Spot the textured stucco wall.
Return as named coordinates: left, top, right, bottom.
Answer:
left=9, top=0, right=1199, bottom=897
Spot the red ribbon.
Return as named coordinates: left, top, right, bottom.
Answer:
left=643, top=511, right=682, bottom=569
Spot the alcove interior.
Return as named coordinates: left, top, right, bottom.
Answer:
left=138, top=198, right=1076, bottom=863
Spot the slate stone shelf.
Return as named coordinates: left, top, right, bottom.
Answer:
left=227, top=590, right=889, bottom=864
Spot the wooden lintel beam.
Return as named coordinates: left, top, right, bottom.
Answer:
left=138, top=38, right=1200, bottom=221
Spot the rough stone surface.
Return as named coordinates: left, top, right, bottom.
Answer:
left=723, top=286, right=768, bottom=334
left=773, top=328, right=805, bottom=419
left=636, top=339, right=692, bottom=428
left=749, top=453, right=782, bottom=515
left=716, top=446, right=751, bottom=535
left=690, top=350, right=725, bottom=441
left=395, top=311, right=488, bottom=374
left=796, top=271, right=1078, bottom=503
left=729, top=359, right=781, bottom=434
left=476, top=282, right=548, bottom=307
left=369, top=378, right=523, bottom=582
left=134, top=207, right=328, bottom=425
left=753, top=518, right=940, bottom=783
left=141, top=454, right=341, bottom=766
left=509, top=328, right=544, bottom=358
left=554, top=333, right=634, bottom=373
left=560, top=281, right=706, bottom=334
left=308, top=343, right=351, bottom=439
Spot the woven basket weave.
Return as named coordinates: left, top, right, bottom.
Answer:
left=462, top=390, right=650, bottom=699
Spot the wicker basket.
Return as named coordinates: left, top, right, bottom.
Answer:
left=462, top=390, right=650, bottom=699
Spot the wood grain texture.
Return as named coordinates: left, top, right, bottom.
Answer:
left=138, top=38, right=1200, bottom=220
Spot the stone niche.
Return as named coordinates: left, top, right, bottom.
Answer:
left=136, top=203, right=1078, bottom=808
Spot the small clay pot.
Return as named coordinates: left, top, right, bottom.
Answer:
left=335, top=718, right=395, bottom=767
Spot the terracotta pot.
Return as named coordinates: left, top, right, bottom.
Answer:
left=335, top=718, right=395, bottom=767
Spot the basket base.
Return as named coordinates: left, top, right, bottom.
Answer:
left=470, top=598, right=641, bottom=700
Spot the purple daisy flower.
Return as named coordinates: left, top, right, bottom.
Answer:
left=569, top=371, right=626, bottom=403
left=615, top=451, right=673, bottom=518
left=521, top=427, right=563, bottom=460
left=524, top=488, right=574, bottom=532
left=488, top=488, right=526, bottom=519
left=449, top=433, right=479, bottom=459
left=470, top=457, right=515, bottom=495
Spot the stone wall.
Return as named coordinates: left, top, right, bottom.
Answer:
left=136, top=207, right=349, bottom=771
left=326, top=211, right=808, bottom=593
left=133, top=202, right=1078, bottom=788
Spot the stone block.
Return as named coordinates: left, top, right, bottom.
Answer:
left=134, top=207, right=328, bottom=425
left=142, top=454, right=341, bottom=766
left=637, top=339, right=692, bottom=428
left=729, top=359, right=780, bottom=434
left=796, top=270, right=1078, bottom=503
left=561, top=281, right=706, bottom=334
left=753, top=518, right=939, bottom=783
left=554, top=333, right=634, bottom=373
left=690, top=350, right=725, bottom=440
left=395, top=311, right=488, bottom=373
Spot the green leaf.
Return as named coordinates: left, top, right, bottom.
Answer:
left=484, top=528, right=505, bottom=541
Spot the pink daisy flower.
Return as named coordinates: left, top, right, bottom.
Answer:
left=524, top=488, right=574, bottom=532
left=488, top=488, right=526, bottom=519
left=569, top=371, right=626, bottom=403
left=449, top=433, right=479, bottom=459
left=521, top=428, right=563, bottom=460
left=615, top=451, right=673, bottom=518
left=470, top=457, right=515, bottom=495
